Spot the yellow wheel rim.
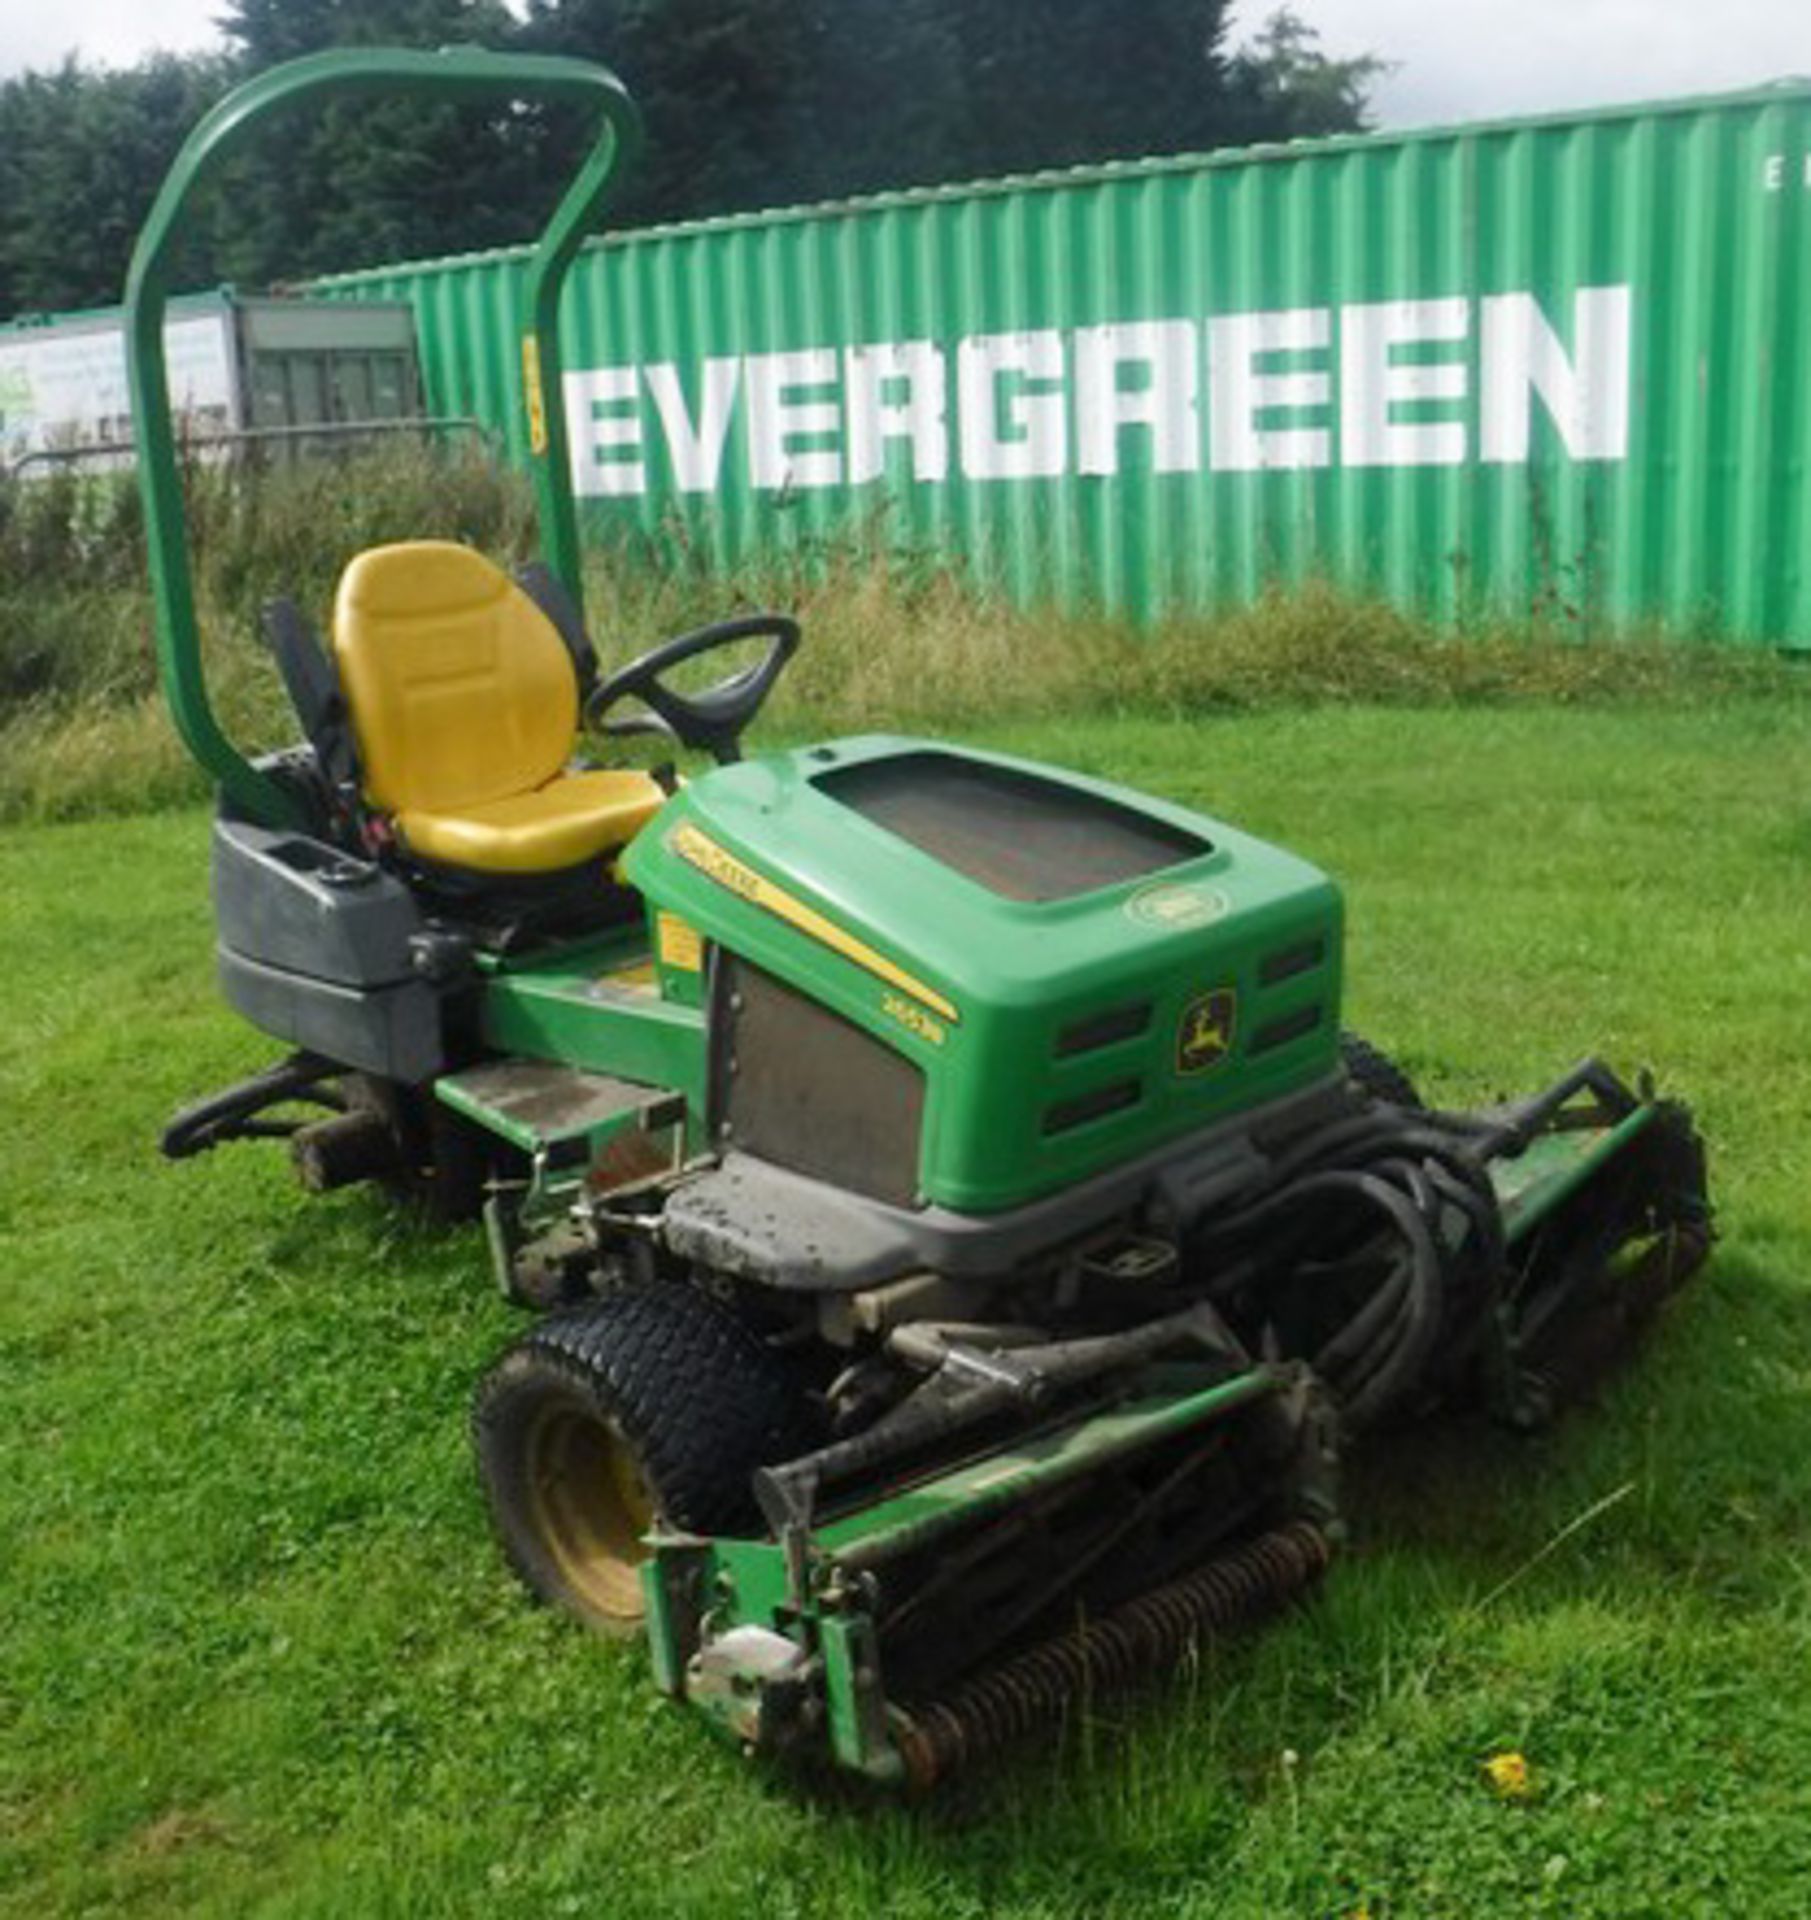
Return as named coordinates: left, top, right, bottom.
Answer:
left=523, top=1403, right=655, bottom=1631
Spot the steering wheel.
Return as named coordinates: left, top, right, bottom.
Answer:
left=585, top=613, right=801, bottom=765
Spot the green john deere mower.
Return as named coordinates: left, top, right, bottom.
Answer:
left=131, top=50, right=1711, bottom=1789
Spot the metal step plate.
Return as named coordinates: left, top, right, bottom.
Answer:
left=435, top=1058, right=673, bottom=1155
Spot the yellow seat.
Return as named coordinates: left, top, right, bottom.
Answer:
left=397, top=766, right=663, bottom=873
left=331, top=541, right=664, bottom=875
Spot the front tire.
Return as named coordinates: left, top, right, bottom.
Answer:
left=473, top=1283, right=811, bottom=1633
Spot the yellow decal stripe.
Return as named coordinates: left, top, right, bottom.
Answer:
left=521, top=333, right=548, bottom=456
left=670, top=822, right=959, bottom=1025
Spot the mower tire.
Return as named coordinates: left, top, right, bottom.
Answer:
left=474, top=1283, right=812, bottom=1632
left=1339, top=1031, right=1422, bottom=1109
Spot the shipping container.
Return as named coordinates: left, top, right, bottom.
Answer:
left=314, top=80, right=1811, bottom=645
left=0, top=288, right=423, bottom=473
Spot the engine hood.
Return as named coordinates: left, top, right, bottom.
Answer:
left=624, top=734, right=1342, bottom=1214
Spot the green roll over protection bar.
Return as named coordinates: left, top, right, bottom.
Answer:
left=123, top=47, right=641, bottom=829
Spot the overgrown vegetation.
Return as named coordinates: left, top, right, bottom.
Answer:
left=1, top=446, right=1804, bottom=826
left=0, top=445, right=535, bottom=819
left=4, top=704, right=1810, bottom=1913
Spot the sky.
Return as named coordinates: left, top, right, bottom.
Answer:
left=0, top=0, right=1804, bottom=128
left=1226, top=0, right=1810, bottom=127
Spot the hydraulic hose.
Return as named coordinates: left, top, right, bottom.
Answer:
left=1188, top=1105, right=1505, bottom=1430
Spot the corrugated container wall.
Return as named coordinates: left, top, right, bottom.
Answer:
left=315, top=83, right=1811, bottom=645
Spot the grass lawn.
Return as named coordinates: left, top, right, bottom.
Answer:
left=3, top=699, right=1810, bottom=1916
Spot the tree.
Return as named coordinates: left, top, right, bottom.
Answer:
left=0, top=0, right=1387, bottom=316
left=938, top=0, right=1237, bottom=180
left=0, top=56, right=230, bottom=312
left=516, top=0, right=1373, bottom=222
left=209, top=0, right=543, bottom=283
left=517, top=0, right=828, bottom=226
left=765, top=1, right=968, bottom=206
left=1224, top=9, right=1390, bottom=143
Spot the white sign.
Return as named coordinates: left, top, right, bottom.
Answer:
left=0, top=313, right=235, bottom=468
left=564, top=285, right=1633, bottom=498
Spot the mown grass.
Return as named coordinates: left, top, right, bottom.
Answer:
left=4, top=701, right=1810, bottom=1916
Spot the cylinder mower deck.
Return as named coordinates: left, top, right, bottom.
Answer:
left=644, top=1339, right=1338, bottom=1787
left=630, top=1070, right=1707, bottom=1787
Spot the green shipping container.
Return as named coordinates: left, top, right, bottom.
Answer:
left=314, top=80, right=1811, bottom=645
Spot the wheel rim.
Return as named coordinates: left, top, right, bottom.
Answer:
left=523, top=1403, right=655, bottom=1629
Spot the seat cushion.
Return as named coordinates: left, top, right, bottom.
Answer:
left=333, top=541, right=579, bottom=817
left=398, top=768, right=667, bottom=875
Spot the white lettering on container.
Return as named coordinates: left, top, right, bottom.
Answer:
left=565, top=366, right=643, bottom=496
left=957, top=330, right=1067, bottom=480
left=845, top=340, right=948, bottom=483
left=1208, top=307, right=1332, bottom=471
left=746, top=349, right=842, bottom=489
left=1073, top=320, right=1200, bottom=475
left=1340, top=298, right=1471, bottom=467
left=644, top=357, right=740, bottom=491
left=562, top=286, right=1636, bottom=496
left=1479, top=286, right=1631, bottom=463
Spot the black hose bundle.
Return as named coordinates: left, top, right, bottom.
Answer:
left=1189, top=1103, right=1505, bottom=1430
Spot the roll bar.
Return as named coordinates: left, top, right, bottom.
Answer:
left=125, top=47, right=641, bottom=828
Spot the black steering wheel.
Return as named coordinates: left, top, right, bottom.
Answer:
left=585, top=613, right=801, bottom=765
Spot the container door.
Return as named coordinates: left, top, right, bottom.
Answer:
left=330, top=355, right=372, bottom=423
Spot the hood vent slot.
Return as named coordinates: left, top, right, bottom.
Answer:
left=1043, top=1079, right=1142, bottom=1135
left=1055, top=1000, right=1152, bottom=1057
left=1249, top=1003, right=1323, bottom=1056
left=1259, top=937, right=1326, bottom=987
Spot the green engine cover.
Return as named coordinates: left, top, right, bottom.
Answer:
left=624, top=735, right=1342, bottom=1214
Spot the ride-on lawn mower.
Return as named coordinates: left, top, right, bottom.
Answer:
left=130, top=51, right=1711, bottom=1789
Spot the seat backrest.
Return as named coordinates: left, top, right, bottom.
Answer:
left=332, top=541, right=578, bottom=816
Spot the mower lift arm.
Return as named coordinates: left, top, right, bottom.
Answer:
left=124, top=46, right=641, bottom=829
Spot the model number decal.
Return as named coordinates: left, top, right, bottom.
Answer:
left=882, top=992, right=947, bottom=1048
left=668, top=821, right=960, bottom=1025
left=655, top=911, right=703, bottom=971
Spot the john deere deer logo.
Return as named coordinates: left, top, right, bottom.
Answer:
left=1177, top=987, right=1236, bottom=1074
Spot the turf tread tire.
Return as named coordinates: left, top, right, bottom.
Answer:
left=474, top=1284, right=813, bottom=1622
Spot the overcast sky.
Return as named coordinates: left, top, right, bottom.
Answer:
left=1227, top=0, right=1809, bottom=126
left=0, top=0, right=1804, bottom=127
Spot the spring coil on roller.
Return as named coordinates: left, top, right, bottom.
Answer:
left=895, top=1520, right=1333, bottom=1789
